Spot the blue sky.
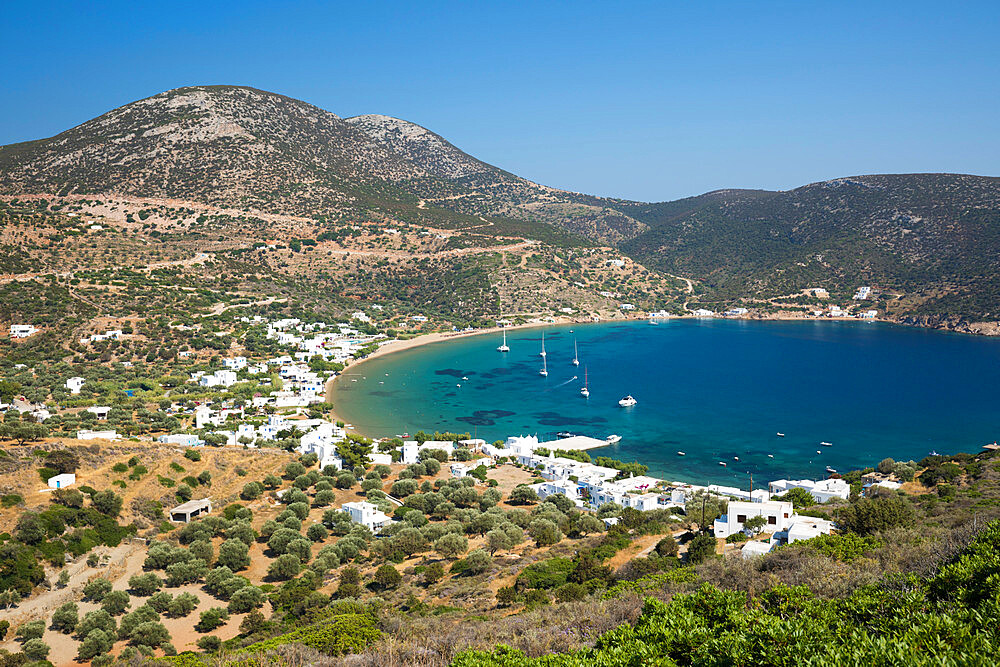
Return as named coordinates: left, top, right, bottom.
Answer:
left=2, top=1, right=998, bottom=201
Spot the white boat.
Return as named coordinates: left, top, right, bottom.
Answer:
left=826, top=466, right=837, bottom=474
left=816, top=450, right=821, bottom=454
left=820, top=441, right=832, bottom=447
left=572, top=339, right=579, bottom=366
left=767, top=454, right=774, bottom=458
left=677, top=451, right=686, bottom=456
left=539, top=355, right=548, bottom=377
left=776, top=432, right=785, bottom=437
left=618, top=395, right=637, bottom=407
left=497, top=328, right=509, bottom=352
left=649, top=319, right=658, bottom=325
left=456, top=384, right=461, bottom=388
left=539, top=331, right=546, bottom=358
left=606, top=434, right=621, bottom=444
left=580, top=367, right=590, bottom=398
left=719, top=461, right=727, bottom=467
left=733, top=456, right=739, bottom=461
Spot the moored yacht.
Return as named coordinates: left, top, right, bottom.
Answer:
left=618, top=395, right=637, bottom=407
left=580, top=367, right=590, bottom=398
left=606, top=434, right=622, bottom=444
left=497, top=328, right=509, bottom=352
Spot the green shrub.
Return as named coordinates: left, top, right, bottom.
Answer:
left=245, top=613, right=380, bottom=656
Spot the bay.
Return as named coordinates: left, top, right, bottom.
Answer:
left=330, top=319, right=1000, bottom=486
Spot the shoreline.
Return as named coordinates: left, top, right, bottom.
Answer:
left=324, top=312, right=902, bottom=438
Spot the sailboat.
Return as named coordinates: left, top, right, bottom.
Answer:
left=572, top=338, right=580, bottom=366
left=496, top=328, right=509, bottom=352
left=539, top=331, right=546, bottom=358
left=580, top=367, right=590, bottom=397
left=539, top=354, right=548, bottom=377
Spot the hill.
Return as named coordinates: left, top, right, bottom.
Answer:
left=1, top=86, right=999, bottom=331
left=621, top=174, right=1000, bottom=329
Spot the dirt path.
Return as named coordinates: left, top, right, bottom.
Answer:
left=320, top=239, right=533, bottom=260
left=605, top=533, right=665, bottom=572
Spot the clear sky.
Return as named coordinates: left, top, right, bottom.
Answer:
left=2, top=1, right=998, bottom=201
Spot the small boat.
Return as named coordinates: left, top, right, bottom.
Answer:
left=677, top=451, right=686, bottom=456
left=816, top=450, right=821, bottom=454
left=456, top=384, right=461, bottom=388
left=767, top=454, right=774, bottom=458
left=618, top=395, right=637, bottom=407
left=719, top=461, right=727, bottom=467
left=497, top=328, right=509, bottom=352
left=539, top=355, right=548, bottom=377
left=556, top=431, right=574, bottom=439
left=929, top=450, right=939, bottom=456
left=776, top=432, right=785, bottom=437
left=820, top=441, right=832, bottom=447
left=572, top=338, right=580, bottom=366
left=733, top=456, right=739, bottom=461
left=649, top=318, right=658, bottom=325
left=580, top=367, right=590, bottom=398
left=606, top=434, right=622, bottom=444
left=462, top=376, right=469, bottom=380
left=826, top=466, right=837, bottom=474
left=539, top=331, right=547, bottom=358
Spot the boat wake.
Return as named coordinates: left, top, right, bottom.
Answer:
left=551, top=375, right=579, bottom=389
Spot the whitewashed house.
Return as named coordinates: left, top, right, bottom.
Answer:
left=342, top=501, right=391, bottom=533
left=713, top=500, right=794, bottom=539
left=195, top=406, right=226, bottom=429
left=768, top=478, right=850, bottom=502
left=47, top=473, right=76, bottom=489
left=77, top=429, right=119, bottom=440
left=87, top=406, right=111, bottom=419
left=298, top=422, right=345, bottom=470
left=158, top=433, right=203, bottom=447
left=199, top=370, right=238, bottom=388
left=223, top=357, right=248, bottom=370
left=10, top=324, right=39, bottom=338
left=65, top=377, right=86, bottom=394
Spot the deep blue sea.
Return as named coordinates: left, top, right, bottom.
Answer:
left=330, top=320, right=1000, bottom=486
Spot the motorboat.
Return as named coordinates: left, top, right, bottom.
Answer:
left=618, top=395, right=637, bottom=407
left=677, top=451, right=686, bottom=456
left=776, top=432, right=785, bottom=437
left=820, top=441, right=833, bottom=447
left=606, top=434, right=622, bottom=444
left=557, top=431, right=574, bottom=439
left=580, top=367, right=590, bottom=398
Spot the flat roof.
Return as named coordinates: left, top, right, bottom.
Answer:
left=171, top=498, right=212, bottom=513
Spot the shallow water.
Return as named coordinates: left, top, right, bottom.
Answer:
left=331, top=319, right=1000, bottom=486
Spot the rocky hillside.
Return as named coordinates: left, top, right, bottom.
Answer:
left=621, top=174, right=1000, bottom=324
left=0, top=85, right=643, bottom=243
left=2, top=86, right=999, bottom=327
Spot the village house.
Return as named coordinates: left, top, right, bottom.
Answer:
left=65, top=376, right=86, bottom=394
left=713, top=500, right=795, bottom=539
left=769, top=478, right=850, bottom=502
left=342, top=501, right=391, bottom=533
left=47, top=473, right=76, bottom=489
left=77, top=429, right=119, bottom=440
left=9, top=324, right=39, bottom=338
left=170, top=498, right=212, bottom=523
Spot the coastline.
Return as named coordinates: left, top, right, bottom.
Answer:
left=323, top=311, right=899, bottom=437
left=324, top=315, right=621, bottom=430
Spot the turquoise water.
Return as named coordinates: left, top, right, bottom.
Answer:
left=331, top=320, right=1000, bottom=486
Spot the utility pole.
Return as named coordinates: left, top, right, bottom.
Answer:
left=701, top=494, right=707, bottom=530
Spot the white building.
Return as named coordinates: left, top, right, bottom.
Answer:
left=77, top=429, right=118, bottom=441
left=402, top=440, right=455, bottom=464
left=65, top=377, right=86, bottom=394
left=785, top=516, right=837, bottom=543
left=768, top=478, right=850, bottom=503
left=199, top=370, right=238, bottom=388
left=86, top=406, right=111, bottom=419
left=853, top=286, right=872, bottom=300
left=619, top=303, right=636, bottom=311
left=223, top=357, right=248, bottom=370
left=713, top=500, right=794, bottom=539
left=158, top=433, right=203, bottom=447
left=47, top=473, right=76, bottom=489
left=342, top=501, right=391, bottom=533
left=741, top=540, right=773, bottom=559
left=10, top=324, right=39, bottom=338
left=692, top=309, right=715, bottom=317
left=195, top=406, right=226, bottom=430
left=298, top=422, right=346, bottom=470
